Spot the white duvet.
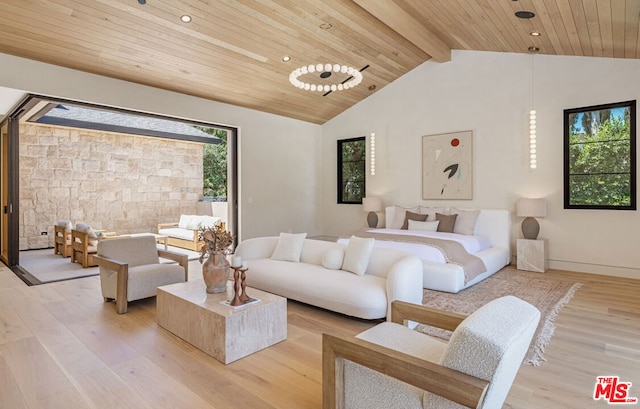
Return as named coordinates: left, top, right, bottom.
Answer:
left=337, top=228, right=491, bottom=264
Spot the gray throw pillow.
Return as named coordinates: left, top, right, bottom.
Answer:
left=436, top=213, right=458, bottom=233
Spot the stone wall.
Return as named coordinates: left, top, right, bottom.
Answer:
left=19, top=123, right=204, bottom=250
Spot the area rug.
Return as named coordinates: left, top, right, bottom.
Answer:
left=415, top=266, right=582, bottom=366
left=19, top=245, right=201, bottom=284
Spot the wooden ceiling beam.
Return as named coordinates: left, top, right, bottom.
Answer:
left=353, top=0, right=451, bottom=63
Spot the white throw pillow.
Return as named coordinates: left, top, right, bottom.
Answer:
left=75, top=223, right=97, bottom=238
left=58, top=219, right=72, bottom=231
left=390, top=205, right=419, bottom=229
left=322, top=247, right=345, bottom=270
left=450, top=208, right=481, bottom=235
left=178, top=215, right=192, bottom=229
left=408, top=219, right=440, bottom=232
left=271, top=232, right=307, bottom=262
left=342, top=236, right=375, bottom=276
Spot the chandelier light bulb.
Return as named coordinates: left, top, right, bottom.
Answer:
left=289, top=64, right=364, bottom=93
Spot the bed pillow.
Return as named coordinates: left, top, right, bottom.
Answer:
left=401, top=211, right=428, bottom=230
left=408, top=219, right=440, bottom=232
left=450, top=208, right=481, bottom=235
left=390, top=205, right=419, bottom=229
left=418, top=206, right=446, bottom=222
left=436, top=213, right=458, bottom=233
left=342, top=236, right=374, bottom=276
left=271, top=232, right=307, bottom=262
left=322, top=247, right=345, bottom=270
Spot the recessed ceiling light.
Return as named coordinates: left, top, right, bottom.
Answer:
left=138, top=0, right=146, bottom=4
left=515, top=11, right=535, bottom=19
left=180, top=15, right=192, bottom=23
left=319, top=22, right=333, bottom=30
left=528, top=46, right=540, bottom=53
left=530, top=31, right=541, bottom=36
left=282, top=56, right=291, bottom=62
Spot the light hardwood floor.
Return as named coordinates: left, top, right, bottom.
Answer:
left=0, top=264, right=638, bottom=409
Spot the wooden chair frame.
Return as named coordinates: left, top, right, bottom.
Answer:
left=322, top=301, right=489, bottom=409
left=94, top=249, right=188, bottom=314
left=54, top=225, right=72, bottom=257
left=71, top=229, right=99, bottom=268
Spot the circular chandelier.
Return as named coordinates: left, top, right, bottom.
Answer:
left=289, top=63, right=363, bottom=92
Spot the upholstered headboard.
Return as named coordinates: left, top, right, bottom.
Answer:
left=384, top=206, right=511, bottom=252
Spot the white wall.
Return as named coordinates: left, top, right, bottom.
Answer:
left=0, top=53, right=323, bottom=241
left=322, top=50, right=640, bottom=279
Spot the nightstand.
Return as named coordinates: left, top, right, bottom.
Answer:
left=517, top=239, right=548, bottom=272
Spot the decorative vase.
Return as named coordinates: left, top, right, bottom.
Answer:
left=202, top=250, right=230, bottom=293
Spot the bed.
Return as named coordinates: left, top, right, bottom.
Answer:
left=338, top=206, right=511, bottom=293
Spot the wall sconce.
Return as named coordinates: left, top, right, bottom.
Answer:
left=362, top=197, right=382, bottom=228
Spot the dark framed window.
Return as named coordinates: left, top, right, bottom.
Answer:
left=337, top=137, right=366, bottom=204
left=564, top=100, right=636, bottom=210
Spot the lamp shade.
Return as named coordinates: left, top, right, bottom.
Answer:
left=362, top=197, right=382, bottom=212
left=516, top=198, right=547, bottom=218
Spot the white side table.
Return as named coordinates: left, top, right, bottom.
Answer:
left=517, top=239, right=548, bottom=273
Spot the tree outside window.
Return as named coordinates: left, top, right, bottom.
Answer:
left=197, top=127, right=228, bottom=200
left=338, top=137, right=366, bottom=204
left=564, top=100, right=636, bottom=210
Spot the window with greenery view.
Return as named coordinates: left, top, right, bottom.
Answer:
left=338, top=137, right=366, bottom=204
left=198, top=127, right=228, bottom=200
left=564, top=100, right=636, bottom=210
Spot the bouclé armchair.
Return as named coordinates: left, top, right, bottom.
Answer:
left=95, top=235, right=188, bottom=314
left=323, top=296, right=540, bottom=409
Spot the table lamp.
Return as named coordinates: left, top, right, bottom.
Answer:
left=516, top=198, right=547, bottom=239
left=362, top=197, right=382, bottom=228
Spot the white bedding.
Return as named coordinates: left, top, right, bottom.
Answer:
left=340, top=207, right=512, bottom=293
left=337, top=228, right=491, bottom=264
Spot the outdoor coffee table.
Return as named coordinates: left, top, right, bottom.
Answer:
left=156, top=280, right=287, bottom=364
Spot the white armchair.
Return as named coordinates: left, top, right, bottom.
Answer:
left=323, top=296, right=540, bottom=409
left=95, top=235, right=188, bottom=314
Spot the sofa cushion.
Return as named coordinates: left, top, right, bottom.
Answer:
left=126, top=263, right=186, bottom=301
left=98, top=235, right=160, bottom=267
left=178, top=214, right=221, bottom=230
left=178, top=215, right=202, bottom=230
left=57, top=219, right=72, bottom=231
left=271, top=232, right=307, bottom=262
left=322, top=247, right=345, bottom=270
left=343, top=236, right=374, bottom=276
left=246, top=258, right=388, bottom=319
left=75, top=222, right=97, bottom=238
left=158, top=227, right=196, bottom=241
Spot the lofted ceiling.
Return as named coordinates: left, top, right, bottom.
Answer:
left=0, top=0, right=638, bottom=124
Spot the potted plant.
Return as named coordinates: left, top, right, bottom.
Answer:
left=198, top=223, right=234, bottom=293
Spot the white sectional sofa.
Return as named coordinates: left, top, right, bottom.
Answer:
left=158, top=214, right=220, bottom=251
left=234, top=236, right=424, bottom=320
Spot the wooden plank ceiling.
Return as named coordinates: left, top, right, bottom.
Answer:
left=0, top=0, right=638, bottom=124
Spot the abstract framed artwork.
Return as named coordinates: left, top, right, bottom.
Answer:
left=422, top=130, right=473, bottom=200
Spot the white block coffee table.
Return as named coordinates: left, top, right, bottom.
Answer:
left=157, top=279, right=287, bottom=364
